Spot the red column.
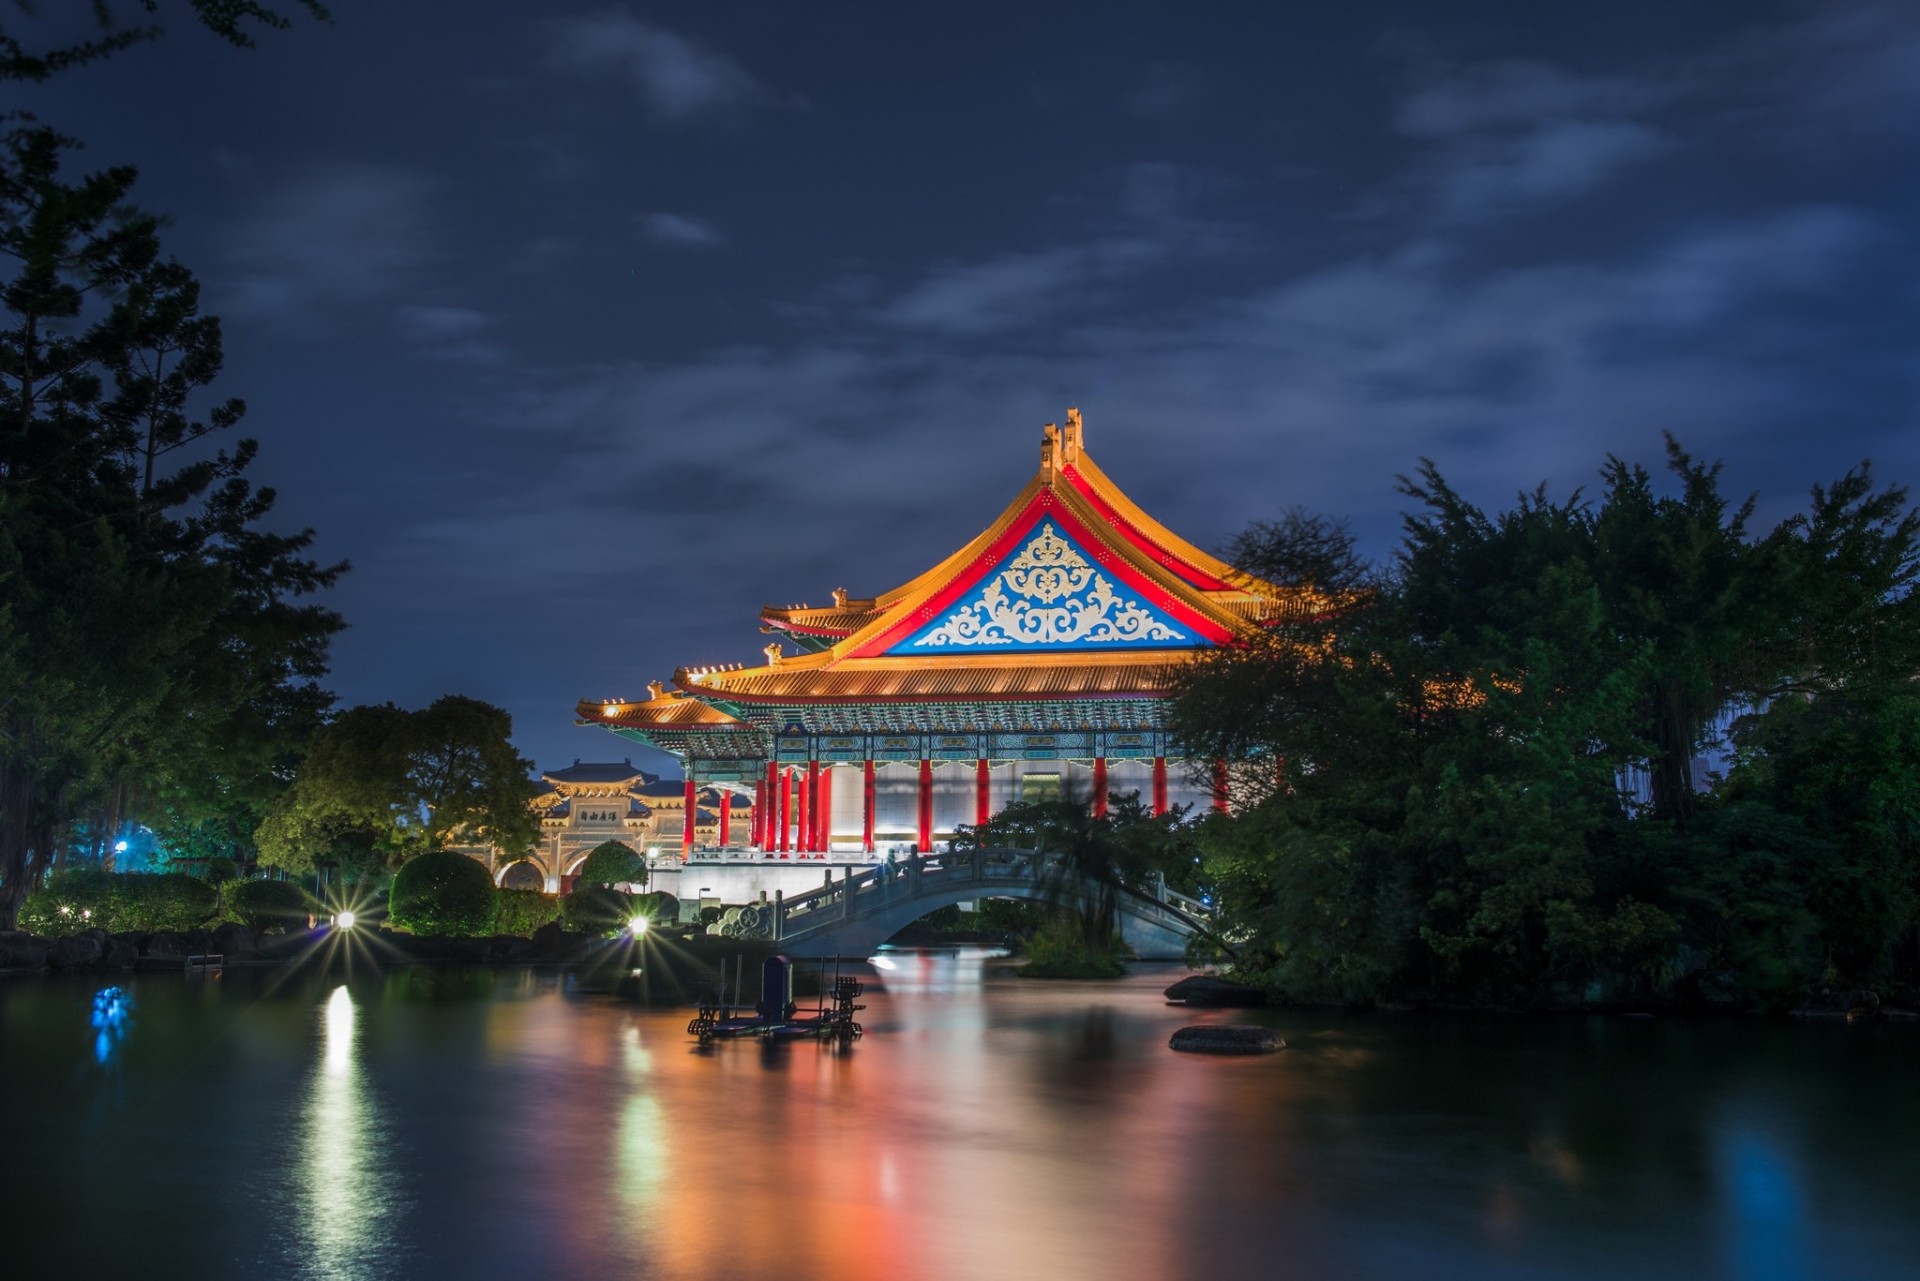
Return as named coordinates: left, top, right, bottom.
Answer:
left=799, top=762, right=815, bottom=854
left=718, top=790, right=732, bottom=848
left=683, top=775, right=697, bottom=856
left=1212, top=759, right=1230, bottom=814
left=1152, top=756, right=1168, bottom=817
left=975, top=758, right=991, bottom=826
left=862, top=759, right=876, bottom=854
left=917, top=758, right=933, bottom=853
left=764, top=761, right=778, bottom=851
left=752, top=776, right=766, bottom=849
left=778, top=768, right=792, bottom=854
left=816, top=764, right=833, bottom=855
left=1092, top=756, right=1108, bottom=819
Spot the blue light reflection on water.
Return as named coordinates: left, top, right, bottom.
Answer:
left=90, top=985, right=131, bottom=1065
left=1717, top=1118, right=1811, bottom=1281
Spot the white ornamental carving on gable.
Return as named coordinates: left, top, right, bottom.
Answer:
left=912, top=522, right=1186, bottom=648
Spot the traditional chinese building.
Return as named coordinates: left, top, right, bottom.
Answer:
left=473, top=759, right=751, bottom=891
left=578, top=411, right=1314, bottom=858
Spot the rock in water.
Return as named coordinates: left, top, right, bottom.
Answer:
left=1164, top=974, right=1268, bottom=1008
left=1169, top=1025, right=1285, bottom=1055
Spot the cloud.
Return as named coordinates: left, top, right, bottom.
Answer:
left=1127, top=61, right=1208, bottom=119
left=543, top=11, right=765, bottom=120
left=1395, top=59, right=1673, bottom=138
left=639, top=212, right=726, bottom=249
left=217, top=164, right=433, bottom=316
left=393, top=304, right=501, bottom=363
left=395, top=305, right=490, bottom=341
left=1431, top=119, right=1672, bottom=220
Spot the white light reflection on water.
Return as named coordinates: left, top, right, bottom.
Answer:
left=618, top=1029, right=668, bottom=1215
left=299, top=985, right=391, bottom=1280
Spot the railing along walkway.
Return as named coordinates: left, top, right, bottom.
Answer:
left=767, top=847, right=1212, bottom=946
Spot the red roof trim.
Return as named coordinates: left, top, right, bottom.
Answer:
left=850, top=489, right=1236, bottom=657
left=1058, top=464, right=1235, bottom=591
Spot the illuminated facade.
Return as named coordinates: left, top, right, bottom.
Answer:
left=579, top=411, right=1316, bottom=857
left=473, top=760, right=751, bottom=891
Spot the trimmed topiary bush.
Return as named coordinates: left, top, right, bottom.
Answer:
left=221, top=878, right=315, bottom=931
left=573, top=840, right=646, bottom=888
left=389, top=852, right=499, bottom=936
left=564, top=884, right=633, bottom=934
left=19, top=869, right=218, bottom=933
left=495, top=888, right=564, bottom=937
left=629, top=891, right=678, bottom=924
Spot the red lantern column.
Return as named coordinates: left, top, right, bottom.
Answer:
left=1092, top=757, right=1108, bottom=819
left=753, top=775, right=767, bottom=849
left=917, top=758, right=933, bottom=854
left=1212, top=759, right=1230, bottom=814
left=799, top=762, right=815, bottom=854
left=778, top=768, right=792, bottom=855
left=862, top=759, right=876, bottom=854
left=975, top=758, right=991, bottom=826
left=764, top=761, right=778, bottom=851
left=816, top=765, right=833, bottom=855
left=1151, top=756, right=1168, bottom=817
left=682, top=774, right=697, bottom=856
left=718, top=790, right=732, bottom=848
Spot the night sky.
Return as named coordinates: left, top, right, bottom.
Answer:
left=16, top=2, right=1919, bottom=772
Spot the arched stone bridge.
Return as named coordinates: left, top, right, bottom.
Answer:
left=718, top=846, right=1214, bottom=960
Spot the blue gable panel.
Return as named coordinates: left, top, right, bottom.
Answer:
left=888, top=520, right=1203, bottom=655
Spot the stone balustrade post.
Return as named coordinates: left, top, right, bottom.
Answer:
left=773, top=888, right=784, bottom=941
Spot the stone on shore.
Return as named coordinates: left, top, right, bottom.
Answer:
left=1165, top=974, right=1268, bottom=1008
left=48, top=933, right=105, bottom=969
left=1170, top=1024, right=1285, bottom=1055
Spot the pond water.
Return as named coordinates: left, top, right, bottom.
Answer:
left=2, top=950, right=1917, bottom=1281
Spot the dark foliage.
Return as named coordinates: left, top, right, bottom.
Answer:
left=388, top=851, right=496, bottom=937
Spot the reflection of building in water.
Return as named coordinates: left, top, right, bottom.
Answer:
left=578, top=411, right=1324, bottom=858
left=462, top=759, right=753, bottom=892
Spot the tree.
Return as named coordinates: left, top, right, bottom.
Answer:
left=0, top=126, right=343, bottom=927
left=952, top=789, right=1199, bottom=975
left=2, top=1, right=330, bottom=83
left=574, top=840, right=645, bottom=888
left=1171, top=440, right=1920, bottom=1008
left=255, top=696, right=537, bottom=874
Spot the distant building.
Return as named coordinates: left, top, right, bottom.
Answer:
left=577, top=411, right=1326, bottom=855
left=465, top=759, right=750, bottom=892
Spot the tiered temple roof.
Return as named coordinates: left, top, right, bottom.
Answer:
left=581, top=410, right=1319, bottom=737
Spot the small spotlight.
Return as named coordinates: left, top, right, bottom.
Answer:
left=335, top=910, right=357, bottom=929
left=627, top=916, right=649, bottom=937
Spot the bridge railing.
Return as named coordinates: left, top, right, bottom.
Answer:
left=766, top=847, right=1214, bottom=944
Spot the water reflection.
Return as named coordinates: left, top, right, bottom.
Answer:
left=1717, top=1118, right=1810, bottom=1281
left=300, top=985, right=389, bottom=1279
left=9, top=963, right=1920, bottom=1280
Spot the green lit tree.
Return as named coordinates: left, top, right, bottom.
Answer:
left=255, top=696, right=538, bottom=874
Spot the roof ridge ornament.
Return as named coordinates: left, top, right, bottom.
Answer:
left=1040, top=407, right=1084, bottom=478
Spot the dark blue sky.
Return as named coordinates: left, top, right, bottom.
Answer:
left=16, top=2, right=1920, bottom=771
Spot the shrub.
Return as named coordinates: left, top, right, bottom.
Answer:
left=629, top=891, right=678, bottom=924
left=199, top=857, right=240, bottom=885
left=389, top=852, right=498, bottom=936
left=564, top=885, right=633, bottom=934
left=222, top=878, right=315, bottom=931
left=1017, top=915, right=1128, bottom=979
left=19, top=869, right=218, bottom=933
left=495, top=888, right=564, bottom=937
left=574, top=840, right=646, bottom=888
